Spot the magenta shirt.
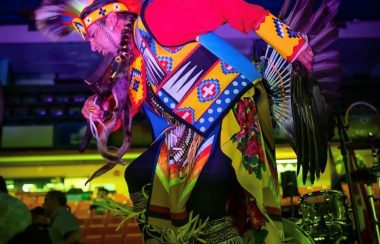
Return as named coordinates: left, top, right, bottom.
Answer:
left=144, top=0, right=269, bottom=46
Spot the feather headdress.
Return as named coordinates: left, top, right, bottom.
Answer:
left=35, top=0, right=141, bottom=40
left=35, top=0, right=90, bottom=40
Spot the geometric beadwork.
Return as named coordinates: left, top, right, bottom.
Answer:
left=157, top=56, right=173, bottom=73
left=197, top=79, right=220, bottom=102
left=286, top=27, right=300, bottom=38
left=273, top=18, right=285, bottom=38
left=220, top=61, right=239, bottom=75
left=130, top=68, right=141, bottom=92
left=174, top=107, right=195, bottom=124
left=164, top=46, right=184, bottom=54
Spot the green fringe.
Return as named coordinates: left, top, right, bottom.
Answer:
left=92, top=183, right=243, bottom=244
left=144, top=211, right=209, bottom=244
left=220, top=236, right=243, bottom=244
left=92, top=184, right=151, bottom=230
left=92, top=197, right=146, bottom=230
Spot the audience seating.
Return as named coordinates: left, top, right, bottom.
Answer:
left=15, top=186, right=378, bottom=244
left=80, top=210, right=143, bottom=244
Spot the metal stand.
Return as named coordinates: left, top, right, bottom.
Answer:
left=290, top=195, right=295, bottom=218
left=366, top=183, right=380, bottom=243
left=367, top=139, right=380, bottom=243
left=346, top=135, right=380, bottom=243
left=336, top=114, right=363, bottom=244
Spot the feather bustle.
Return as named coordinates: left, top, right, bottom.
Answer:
left=262, top=0, right=340, bottom=183
left=313, top=62, right=340, bottom=79
left=309, top=26, right=339, bottom=53
left=303, top=0, right=340, bottom=34
left=313, top=50, right=339, bottom=63
left=278, top=0, right=292, bottom=19
left=286, top=0, right=315, bottom=30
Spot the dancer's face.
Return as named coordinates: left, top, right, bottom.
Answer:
left=87, top=14, right=121, bottom=56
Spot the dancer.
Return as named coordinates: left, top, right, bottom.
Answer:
left=35, top=0, right=340, bottom=242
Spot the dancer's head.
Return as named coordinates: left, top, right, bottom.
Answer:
left=78, top=0, right=139, bottom=55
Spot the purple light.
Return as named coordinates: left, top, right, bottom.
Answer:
left=37, top=109, right=47, bottom=116
left=52, top=109, right=64, bottom=117
left=40, top=95, right=54, bottom=103
left=73, top=95, right=86, bottom=103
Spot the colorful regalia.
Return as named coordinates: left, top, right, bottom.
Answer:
left=35, top=0, right=340, bottom=242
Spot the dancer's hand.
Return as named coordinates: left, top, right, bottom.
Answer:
left=81, top=95, right=113, bottom=122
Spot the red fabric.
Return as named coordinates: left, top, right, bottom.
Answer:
left=118, top=0, right=143, bottom=14
left=247, top=199, right=265, bottom=230
left=144, top=0, right=269, bottom=46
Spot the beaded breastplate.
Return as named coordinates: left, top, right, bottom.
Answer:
left=134, top=17, right=259, bottom=136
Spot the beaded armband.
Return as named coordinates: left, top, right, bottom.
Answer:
left=254, top=13, right=306, bottom=62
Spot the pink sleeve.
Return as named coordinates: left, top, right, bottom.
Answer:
left=144, top=0, right=269, bottom=46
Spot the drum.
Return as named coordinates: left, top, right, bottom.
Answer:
left=283, top=218, right=315, bottom=244
left=299, top=190, right=350, bottom=241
